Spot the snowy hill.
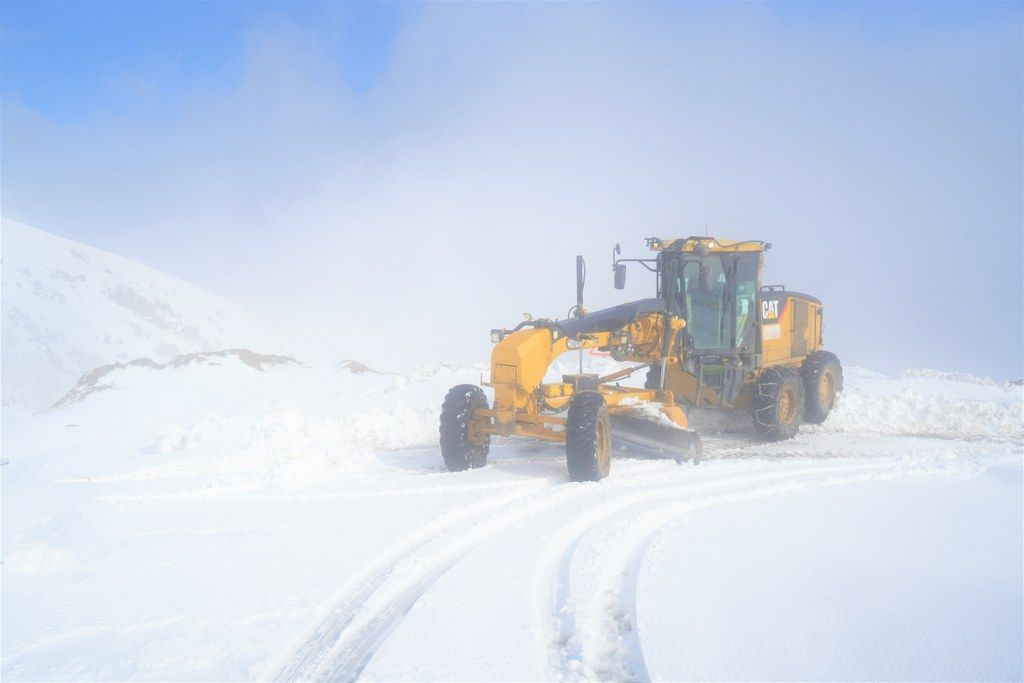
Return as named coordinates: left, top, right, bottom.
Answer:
left=1, top=218, right=294, bottom=411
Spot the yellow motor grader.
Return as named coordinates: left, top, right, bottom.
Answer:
left=440, top=237, right=842, bottom=481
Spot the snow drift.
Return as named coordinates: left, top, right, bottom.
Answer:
left=811, top=367, right=1022, bottom=441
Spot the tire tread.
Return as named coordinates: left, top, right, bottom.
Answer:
left=439, top=384, right=490, bottom=471
left=566, top=391, right=609, bottom=481
left=800, top=350, right=843, bottom=424
left=751, top=365, right=805, bottom=441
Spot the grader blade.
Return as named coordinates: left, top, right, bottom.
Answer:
left=610, top=414, right=702, bottom=464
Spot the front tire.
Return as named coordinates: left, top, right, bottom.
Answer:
left=751, top=366, right=805, bottom=442
left=566, top=391, right=612, bottom=482
left=439, top=385, right=490, bottom=471
left=801, top=351, right=843, bottom=424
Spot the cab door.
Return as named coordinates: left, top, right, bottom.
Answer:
left=729, top=253, right=760, bottom=354
left=678, top=252, right=760, bottom=353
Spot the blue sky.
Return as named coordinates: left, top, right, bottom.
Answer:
left=5, top=2, right=1016, bottom=121
left=2, top=1, right=407, bottom=118
left=2, top=1, right=1022, bottom=378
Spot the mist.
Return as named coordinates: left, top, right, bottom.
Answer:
left=3, top=2, right=1021, bottom=378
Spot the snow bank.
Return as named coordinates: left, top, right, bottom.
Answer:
left=545, top=357, right=1022, bottom=443
left=12, top=354, right=486, bottom=490
left=8, top=287, right=1018, bottom=493
left=900, top=368, right=1016, bottom=385
left=135, top=402, right=442, bottom=489
left=810, top=367, right=1022, bottom=441
left=29, top=353, right=1020, bottom=491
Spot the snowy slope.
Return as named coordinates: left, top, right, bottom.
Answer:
left=1, top=218, right=294, bottom=412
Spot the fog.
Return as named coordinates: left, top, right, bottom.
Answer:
left=3, top=2, right=1021, bottom=378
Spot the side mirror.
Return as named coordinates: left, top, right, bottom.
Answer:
left=613, top=264, right=627, bottom=289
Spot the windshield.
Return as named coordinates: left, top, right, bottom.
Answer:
left=660, top=252, right=759, bottom=350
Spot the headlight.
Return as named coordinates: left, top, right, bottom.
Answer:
left=490, top=331, right=502, bottom=344
left=566, top=338, right=583, bottom=350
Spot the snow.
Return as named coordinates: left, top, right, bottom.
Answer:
left=1, top=218, right=298, bottom=412
left=641, top=466, right=1023, bottom=681
left=814, top=367, right=1023, bottom=441
left=2, top=222, right=1022, bottom=681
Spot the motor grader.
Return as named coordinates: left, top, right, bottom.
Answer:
left=439, top=237, right=842, bottom=481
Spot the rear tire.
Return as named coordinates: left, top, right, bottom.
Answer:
left=751, top=366, right=805, bottom=442
left=566, top=391, right=612, bottom=482
left=801, top=351, right=843, bottom=424
left=439, top=385, right=490, bottom=471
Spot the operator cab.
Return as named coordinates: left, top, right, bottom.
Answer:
left=657, top=248, right=761, bottom=354
left=613, top=236, right=770, bottom=407
left=622, top=237, right=766, bottom=357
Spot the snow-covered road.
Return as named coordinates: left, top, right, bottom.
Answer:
left=641, top=463, right=1023, bottom=681
left=4, top=384, right=1020, bottom=682
left=279, top=442, right=1017, bottom=683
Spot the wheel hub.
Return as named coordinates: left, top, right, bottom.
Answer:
left=819, top=371, right=836, bottom=405
left=596, top=414, right=611, bottom=477
left=779, top=387, right=796, bottom=424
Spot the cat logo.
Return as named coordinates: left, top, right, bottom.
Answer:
left=761, top=299, right=780, bottom=321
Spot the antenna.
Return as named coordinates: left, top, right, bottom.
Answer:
left=575, top=255, right=585, bottom=313
left=575, top=255, right=586, bottom=374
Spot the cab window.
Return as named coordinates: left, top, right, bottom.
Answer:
left=665, top=252, right=760, bottom=351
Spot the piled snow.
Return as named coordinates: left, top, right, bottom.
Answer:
left=901, top=367, right=1018, bottom=385
left=1, top=218, right=298, bottom=412
left=17, top=353, right=485, bottom=490
left=811, top=367, right=1022, bottom=441
left=543, top=355, right=1023, bottom=442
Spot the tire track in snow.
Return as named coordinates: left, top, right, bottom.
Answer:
left=531, top=461, right=901, bottom=681
left=271, top=454, right=911, bottom=682
left=269, top=459, right=750, bottom=682
left=304, top=480, right=604, bottom=682
left=265, top=479, right=548, bottom=681
left=571, top=464, right=905, bottom=681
